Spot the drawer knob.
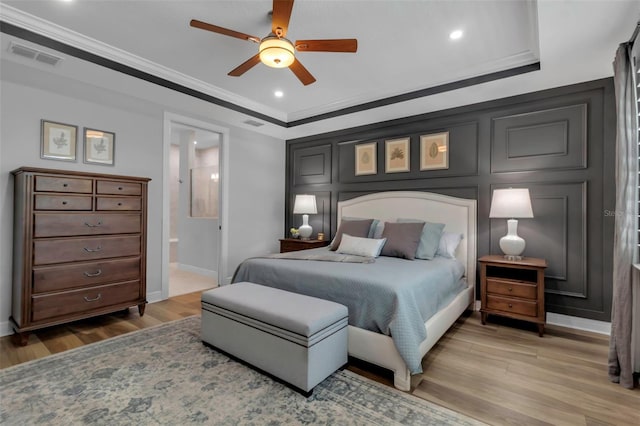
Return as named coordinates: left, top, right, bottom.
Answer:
left=508, top=304, right=513, bottom=308
left=84, top=221, right=103, bottom=228
left=508, top=287, right=513, bottom=292
left=83, top=293, right=102, bottom=302
left=83, top=246, right=102, bottom=253
left=117, top=202, right=122, bottom=206
left=84, top=269, right=102, bottom=277
left=63, top=183, right=68, bottom=187
left=62, top=201, right=68, bottom=205
left=118, top=187, right=123, bottom=191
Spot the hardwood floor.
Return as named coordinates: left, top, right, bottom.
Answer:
left=1, top=293, right=638, bottom=425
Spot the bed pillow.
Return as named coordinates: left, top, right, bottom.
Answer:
left=341, top=216, right=380, bottom=239
left=329, top=219, right=374, bottom=251
left=436, top=232, right=463, bottom=259
left=379, top=222, right=425, bottom=260
left=336, top=234, right=387, bottom=258
left=397, top=218, right=445, bottom=260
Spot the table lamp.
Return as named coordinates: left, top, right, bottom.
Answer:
left=489, top=188, right=534, bottom=260
left=293, top=194, right=317, bottom=240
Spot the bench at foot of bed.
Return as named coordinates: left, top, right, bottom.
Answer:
left=201, top=282, right=348, bottom=395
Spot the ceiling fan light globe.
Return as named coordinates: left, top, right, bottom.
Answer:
left=259, top=37, right=295, bottom=68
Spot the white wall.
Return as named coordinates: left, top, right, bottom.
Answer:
left=0, top=65, right=285, bottom=335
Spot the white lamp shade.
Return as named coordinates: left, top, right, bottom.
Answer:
left=489, top=188, right=534, bottom=219
left=293, top=194, right=317, bottom=214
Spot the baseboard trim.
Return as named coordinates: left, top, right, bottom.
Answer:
left=546, top=312, right=611, bottom=335
left=146, top=290, right=163, bottom=304
left=474, top=300, right=610, bottom=335
left=1, top=320, right=11, bottom=337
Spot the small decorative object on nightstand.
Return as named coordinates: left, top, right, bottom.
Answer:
left=479, top=255, right=547, bottom=336
left=279, top=238, right=329, bottom=253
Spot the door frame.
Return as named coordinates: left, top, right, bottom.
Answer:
left=161, top=112, right=230, bottom=299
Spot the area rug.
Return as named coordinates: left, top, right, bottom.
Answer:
left=0, top=316, right=483, bottom=425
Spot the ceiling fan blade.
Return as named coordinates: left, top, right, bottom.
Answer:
left=289, top=58, right=316, bottom=86
left=228, top=54, right=262, bottom=77
left=272, top=0, right=294, bottom=37
left=295, top=39, right=358, bottom=53
left=190, top=19, right=260, bottom=43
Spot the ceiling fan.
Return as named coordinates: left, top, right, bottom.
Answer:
left=190, top=0, right=357, bottom=86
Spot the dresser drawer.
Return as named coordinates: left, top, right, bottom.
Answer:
left=486, top=278, right=537, bottom=300
left=31, top=280, right=141, bottom=322
left=33, top=257, right=141, bottom=293
left=34, top=235, right=141, bottom=265
left=34, top=175, right=93, bottom=194
left=34, top=213, right=141, bottom=237
left=486, top=295, right=537, bottom=317
left=34, top=195, right=93, bottom=211
left=96, top=197, right=141, bottom=211
left=97, top=180, right=141, bottom=196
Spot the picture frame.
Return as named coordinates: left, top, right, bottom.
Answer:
left=420, top=132, right=449, bottom=171
left=41, top=120, right=78, bottom=162
left=84, top=128, right=115, bottom=166
left=355, top=142, right=377, bottom=176
left=385, top=137, right=410, bottom=173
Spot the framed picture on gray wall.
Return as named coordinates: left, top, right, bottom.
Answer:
left=84, top=128, right=115, bottom=166
left=420, top=132, right=449, bottom=170
left=41, top=120, right=77, bottom=162
left=355, top=142, right=377, bottom=175
left=385, top=137, right=410, bottom=173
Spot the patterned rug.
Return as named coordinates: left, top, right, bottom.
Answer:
left=0, top=316, right=483, bottom=425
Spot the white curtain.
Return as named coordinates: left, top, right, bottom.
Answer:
left=608, top=41, right=639, bottom=389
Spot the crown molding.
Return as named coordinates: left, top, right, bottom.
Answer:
left=0, top=4, right=287, bottom=123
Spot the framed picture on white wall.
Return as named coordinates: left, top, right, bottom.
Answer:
left=84, top=128, right=115, bottom=166
left=41, top=120, right=77, bottom=162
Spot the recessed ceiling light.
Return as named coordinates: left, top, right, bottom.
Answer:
left=193, top=141, right=198, bottom=145
left=274, top=90, right=284, bottom=98
left=449, top=29, right=463, bottom=40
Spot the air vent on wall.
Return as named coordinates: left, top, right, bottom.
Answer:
left=8, top=42, right=63, bottom=67
left=243, top=119, right=265, bottom=127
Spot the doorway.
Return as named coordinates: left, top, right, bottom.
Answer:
left=162, top=113, right=229, bottom=300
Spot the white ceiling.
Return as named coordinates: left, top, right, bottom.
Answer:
left=1, top=0, right=639, bottom=140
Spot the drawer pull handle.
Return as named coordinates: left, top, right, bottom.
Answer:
left=62, top=201, right=68, bottom=205
left=117, top=202, right=123, bottom=206
left=84, top=246, right=102, bottom=253
left=84, top=293, right=102, bottom=302
left=63, top=183, right=68, bottom=187
left=508, top=287, right=513, bottom=292
left=84, top=221, right=103, bottom=228
left=118, top=187, right=123, bottom=190
left=84, top=269, right=102, bottom=277
left=508, top=304, right=513, bottom=308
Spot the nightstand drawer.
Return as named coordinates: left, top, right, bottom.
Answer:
left=486, top=295, right=537, bottom=317
left=486, top=278, right=537, bottom=300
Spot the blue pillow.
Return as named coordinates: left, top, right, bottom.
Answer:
left=397, top=218, right=445, bottom=260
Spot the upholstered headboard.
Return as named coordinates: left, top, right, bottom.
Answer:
left=337, top=191, right=477, bottom=289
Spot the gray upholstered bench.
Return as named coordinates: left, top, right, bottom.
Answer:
left=201, top=282, right=348, bottom=394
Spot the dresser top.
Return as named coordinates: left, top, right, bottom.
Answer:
left=12, top=167, right=151, bottom=182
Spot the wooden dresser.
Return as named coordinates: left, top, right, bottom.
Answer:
left=479, top=255, right=547, bottom=336
left=11, top=167, right=150, bottom=345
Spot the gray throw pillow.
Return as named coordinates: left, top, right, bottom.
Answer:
left=329, top=219, right=374, bottom=251
left=397, top=218, right=445, bottom=260
left=380, top=222, right=425, bottom=260
left=341, top=217, right=380, bottom=239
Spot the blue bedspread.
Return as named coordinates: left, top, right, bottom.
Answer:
left=232, top=248, right=466, bottom=374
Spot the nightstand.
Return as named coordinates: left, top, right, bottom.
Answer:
left=479, top=255, right=547, bottom=336
left=279, top=238, right=329, bottom=253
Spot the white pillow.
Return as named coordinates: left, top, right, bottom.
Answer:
left=436, top=232, right=463, bottom=258
left=336, top=233, right=387, bottom=258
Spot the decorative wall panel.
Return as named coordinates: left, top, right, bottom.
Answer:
left=491, top=104, right=587, bottom=173
left=293, top=144, right=331, bottom=185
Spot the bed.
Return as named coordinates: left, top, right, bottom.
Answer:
left=233, top=191, right=477, bottom=391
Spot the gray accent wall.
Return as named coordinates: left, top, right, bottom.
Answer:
left=286, top=78, right=615, bottom=321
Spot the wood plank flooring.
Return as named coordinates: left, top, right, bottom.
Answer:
left=1, top=292, right=638, bottom=425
